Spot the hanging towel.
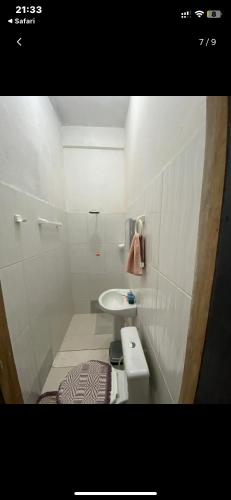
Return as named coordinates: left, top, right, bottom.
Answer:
left=126, top=233, right=145, bottom=276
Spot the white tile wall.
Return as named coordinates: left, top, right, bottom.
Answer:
left=63, top=148, right=125, bottom=213
left=104, top=214, right=125, bottom=243
left=125, top=96, right=206, bottom=206
left=0, top=183, right=74, bottom=403
left=153, top=274, right=191, bottom=402
left=0, top=96, right=64, bottom=209
left=68, top=212, right=126, bottom=313
left=11, top=326, right=41, bottom=404
left=0, top=183, right=22, bottom=267
left=125, top=106, right=206, bottom=403
left=0, top=96, right=73, bottom=403
left=67, top=213, right=88, bottom=244
left=0, top=263, right=29, bottom=341
left=159, top=129, right=206, bottom=295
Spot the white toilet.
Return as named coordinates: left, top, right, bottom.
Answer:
left=39, top=326, right=150, bottom=404
left=109, top=326, right=150, bottom=404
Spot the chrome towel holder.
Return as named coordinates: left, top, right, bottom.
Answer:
left=14, top=214, right=27, bottom=223
left=135, top=215, right=145, bottom=234
left=37, top=217, right=63, bottom=228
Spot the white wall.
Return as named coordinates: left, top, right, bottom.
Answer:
left=0, top=96, right=73, bottom=403
left=63, top=149, right=125, bottom=213
left=125, top=96, right=205, bottom=206
left=63, top=126, right=126, bottom=312
left=62, top=126, right=125, bottom=149
left=125, top=96, right=206, bottom=403
left=0, top=96, right=65, bottom=208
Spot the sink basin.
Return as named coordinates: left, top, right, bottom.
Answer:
left=98, top=289, right=137, bottom=318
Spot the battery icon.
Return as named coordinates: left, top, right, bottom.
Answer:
left=207, top=10, right=222, bottom=18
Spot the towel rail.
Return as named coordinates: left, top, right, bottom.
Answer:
left=37, top=217, right=63, bottom=227
left=135, top=215, right=145, bottom=234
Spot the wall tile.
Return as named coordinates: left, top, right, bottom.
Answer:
left=88, top=246, right=106, bottom=273
left=11, top=327, right=40, bottom=403
left=37, top=201, right=62, bottom=253
left=63, top=148, right=125, bottom=213
left=144, top=214, right=153, bottom=267
left=159, top=130, right=205, bottom=294
left=70, top=242, right=108, bottom=274
left=151, top=213, right=161, bottom=270
left=104, top=214, right=125, bottom=243
left=73, top=298, right=91, bottom=314
left=104, top=244, right=125, bottom=273
left=71, top=273, right=90, bottom=302
left=0, top=96, right=64, bottom=208
left=15, top=191, right=41, bottom=260
left=67, top=213, right=88, bottom=244
left=125, top=96, right=206, bottom=206
left=23, top=256, right=48, bottom=322
left=154, top=274, right=191, bottom=402
left=141, top=331, right=173, bottom=404
left=144, top=174, right=163, bottom=214
left=37, top=348, right=53, bottom=391
left=69, top=244, right=89, bottom=273
left=0, top=262, right=30, bottom=342
left=30, top=316, right=52, bottom=381
left=0, top=183, right=22, bottom=268
left=138, top=267, right=158, bottom=339
left=87, top=213, right=105, bottom=250
left=87, top=274, right=107, bottom=300
left=87, top=272, right=126, bottom=302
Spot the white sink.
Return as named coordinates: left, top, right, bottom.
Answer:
left=98, top=289, right=137, bottom=318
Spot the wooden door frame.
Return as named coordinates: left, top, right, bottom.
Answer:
left=0, top=282, right=23, bottom=403
left=179, top=96, right=229, bottom=403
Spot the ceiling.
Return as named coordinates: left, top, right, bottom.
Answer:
left=49, top=96, right=130, bottom=127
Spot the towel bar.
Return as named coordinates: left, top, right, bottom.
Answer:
left=37, top=217, right=63, bottom=227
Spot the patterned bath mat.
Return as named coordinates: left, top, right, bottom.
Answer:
left=58, top=360, right=112, bottom=404
left=37, top=391, right=58, bottom=404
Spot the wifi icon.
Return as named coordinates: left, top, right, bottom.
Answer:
left=195, top=10, right=204, bottom=17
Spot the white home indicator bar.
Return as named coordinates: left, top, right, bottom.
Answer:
left=74, top=493, right=157, bottom=496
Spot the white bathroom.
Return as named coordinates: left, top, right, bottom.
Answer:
left=0, top=95, right=207, bottom=404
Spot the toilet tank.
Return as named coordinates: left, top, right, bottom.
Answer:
left=121, top=326, right=149, bottom=404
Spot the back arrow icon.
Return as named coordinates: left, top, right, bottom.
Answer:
left=17, top=38, right=22, bottom=46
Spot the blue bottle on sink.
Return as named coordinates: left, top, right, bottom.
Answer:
left=127, top=290, right=136, bottom=304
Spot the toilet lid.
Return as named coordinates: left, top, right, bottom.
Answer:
left=57, top=360, right=112, bottom=404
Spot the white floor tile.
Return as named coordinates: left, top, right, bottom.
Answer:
left=95, top=313, right=114, bottom=335
left=65, top=313, right=97, bottom=337
left=53, top=349, right=109, bottom=367
left=41, top=367, right=73, bottom=393
left=60, top=334, right=113, bottom=351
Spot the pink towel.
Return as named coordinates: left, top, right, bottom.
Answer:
left=126, top=233, right=145, bottom=276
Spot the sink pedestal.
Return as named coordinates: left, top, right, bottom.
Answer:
left=113, top=315, right=125, bottom=341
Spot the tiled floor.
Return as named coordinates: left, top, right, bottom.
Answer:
left=41, top=313, right=113, bottom=393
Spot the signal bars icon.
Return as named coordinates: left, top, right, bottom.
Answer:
left=181, top=11, right=191, bottom=18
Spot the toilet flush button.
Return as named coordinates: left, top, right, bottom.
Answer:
left=129, top=341, right=136, bottom=348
